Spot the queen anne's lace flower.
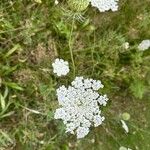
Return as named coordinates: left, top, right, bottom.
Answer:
left=54, top=76, right=108, bottom=138
left=52, top=58, right=69, bottom=76
left=90, top=0, right=119, bottom=12
left=138, top=39, right=150, bottom=51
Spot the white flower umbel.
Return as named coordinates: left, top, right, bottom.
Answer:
left=52, top=58, right=69, bottom=77
left=138, top=39, right=150, bottom=51
left=54, top=76, right=108, bottom=139
left=90, top=0, right=119, bottom=12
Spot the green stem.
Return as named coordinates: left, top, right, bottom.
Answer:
left=69, top=16, right=76, bottom=77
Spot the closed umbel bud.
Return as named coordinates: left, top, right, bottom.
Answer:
left=67, top=0, right=89, bottom=12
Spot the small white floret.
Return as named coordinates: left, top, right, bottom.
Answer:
left=138, top=39, right=150, bottom=51
left=54, top=108, right=66, bottom=120
left=93, top=115, right=105, bottom=127
left=97, top=95, right=109, bottom=106
left=52, top=58, right=69, bottom=77
left=119, top=146, right=132, bottom=150
left=123, top=42, right=129, bottom=49
left=76, top=127, right=89, bottom=139
left=90, top=0, right=119, bottom=12
left=55, top=0, right=59, bottom=5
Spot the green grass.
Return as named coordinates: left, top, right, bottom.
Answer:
left=0, top=0, right=150, bottom=150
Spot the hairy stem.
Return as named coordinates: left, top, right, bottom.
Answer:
left=69, top=16, right=76, bottom=77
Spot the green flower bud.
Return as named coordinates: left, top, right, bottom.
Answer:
left=122, top=112, right=130, bottom=121
left=67, top=0, right=89, bottom=12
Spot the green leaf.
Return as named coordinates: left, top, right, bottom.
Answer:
left=47, top=111, right=54, bottom=121
left=0, top=130, right=13, bottom=144
left=4, top=82, right=23, bottom=91
left=0, top=111, right=15, bottom=119
left=0, top=94, right=5, bottom=110
left=4, top=87, right=8, bottom=99
left=130, top=79, right=146, bottom=99
left=4, top=44, right=21, bottom=58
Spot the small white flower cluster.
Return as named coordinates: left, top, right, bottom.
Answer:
left=122, top=42, right=129, bottom=49
left=138, top=39, right=150, bottom=51
left=54, top=76, right=108, bottom=138
left=52, top=58, right=69, bottom=77
left=90, top=0, right=119, bottom=12
left=119, top=146, right=132, bottom=150
left=55, top=0, right=59, bottom=5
